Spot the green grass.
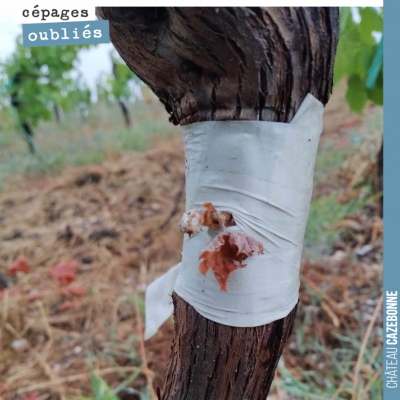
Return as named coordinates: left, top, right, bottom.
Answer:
left=304, top=107, right=383, bottom=258
left=80, top=295, right=153, bottom=400
left=82, top=353, right=151, bottom=400
left=275, top=271, right=383, bottom=400
left=0, top=100, right=179, bottom=189
left=313, top=146, right=350, bottom=185
left=294, top=108, right=383, bottom=398
left=0, top=131, right=13, bottom=148
left=304, top=192, right=369, bottom=256
left=278, top=311, right=383, bottom=400
left=83, top=368, right=153, bottom=400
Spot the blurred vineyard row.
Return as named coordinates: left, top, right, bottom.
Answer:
left=0, top=40, right=144, bottom=154
left=0, top=8, right=383, bottom=155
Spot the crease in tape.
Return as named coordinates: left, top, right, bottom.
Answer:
left=145, top=93, right=324, bottom=340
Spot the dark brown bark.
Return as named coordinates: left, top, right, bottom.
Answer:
left=97, top=7, right=338, bottom=125
left=162, top=293, right=298, bottom=400
left=97, top=7, right=339, bottom=400
left=118, top=98, right=132, bottom=127
left=10, top=72, right=35, bottom=153
left=112, top=59, right=132, bottom=127
left=21, top=122, right=35, bottom=154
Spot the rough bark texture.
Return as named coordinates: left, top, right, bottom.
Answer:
left=161, top=293, right=298, bottom=400
left=97, top=7, right=339, bottom=400
left=97, top=7, right=338, bottom=125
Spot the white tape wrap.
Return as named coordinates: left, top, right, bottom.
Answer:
left=145, top=94, right=323, bottom=339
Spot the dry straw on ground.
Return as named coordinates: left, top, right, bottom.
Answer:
left=0, top=91, right=383, bottom=399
